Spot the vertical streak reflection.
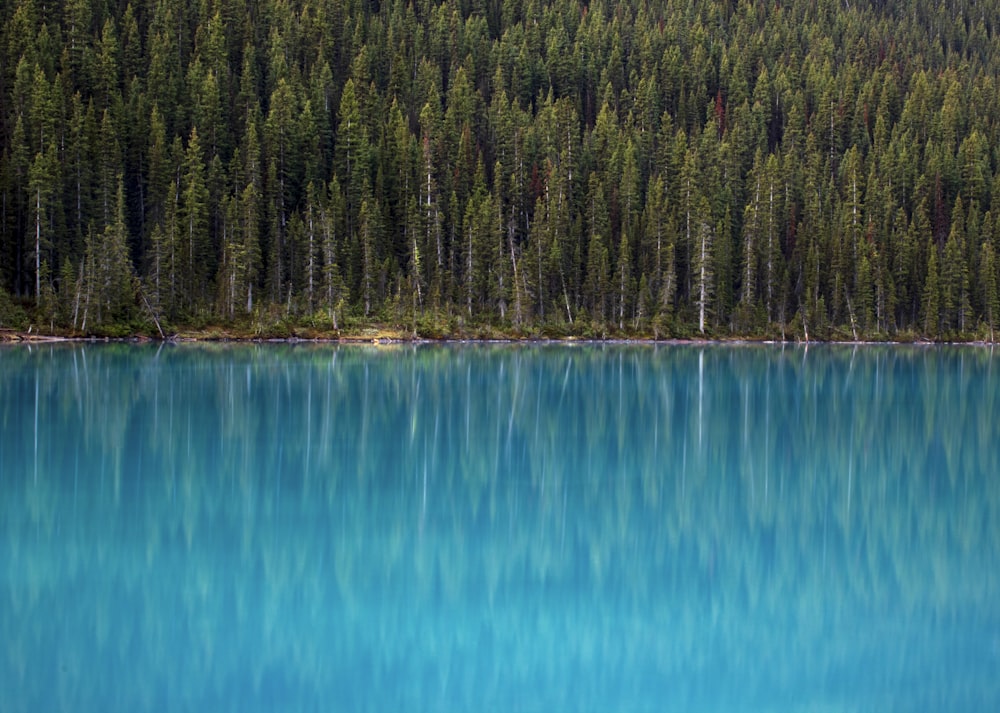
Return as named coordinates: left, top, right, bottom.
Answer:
left=34, top=369, right=39, bottom=484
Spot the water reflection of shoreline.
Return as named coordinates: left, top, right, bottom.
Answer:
left=1, top=344, right=999, bottom=711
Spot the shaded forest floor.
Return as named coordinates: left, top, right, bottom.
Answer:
left=0, top=322, right=986, bottom=345
left=1, top=293, right=993, bottom=344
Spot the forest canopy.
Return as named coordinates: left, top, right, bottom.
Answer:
left=3, top=0, right=1000, bottom=338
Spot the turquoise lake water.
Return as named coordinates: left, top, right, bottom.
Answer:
left=1, top=343, right=999, bottom=712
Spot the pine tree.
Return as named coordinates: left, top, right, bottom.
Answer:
left=358, top=197, right=377, bottom=317
left=418, top=101, right=443, bottom=300
left=981, top=240, right=999, bottom=342
left=841, top=146, right=865, bottom=322
left=94, top=17, right=121, bottom=113
left=679, top=144, right=700, bottom=306
left=146, top=0, right=184, bottom=131
left=890, top=207, right=914, bottom=330
left=405, top=195, right=423, bottom=316
left=693, top=196, right=715, bottom=334
left=617, top=228, right=632, bottom=331
left=218, top=193, right=239, bottom=318
left=923, top=241, right=941, bottom=338
left=762, top=153, right=783, bottom=321
left=97, top=109, right=122, bottom=228
left=238, top=179, right=262, bottom=316
left=218, top=117, right=263, bottom=320
left=100, top=178, right=135, bottom=323
left=855, top=245, right=874, bottom=335
left=337, top=79, right=369, bottom=244
left=322, top=176, right=347, bottom=327
left=740, top=150, right=763, bottom=309
left=641, top=174, right=675, bottom=318
left=941, top=198, right=971, bottom=334
left=27, top=142, right=57, bottom=299
left=461, top=168, right=497, bottom=320
left=303, top=182, right=321, bottom=313
left=81, top=178, right=134, bottom=327
left=265, top=78, right=302, bottom=303
left=584, top=175, right=611, bottom=324
left=180, top=128, right=210, bottom=309
left=65, top=95, right=97, bottom=255
left=62, top=0, right=93, bottom=87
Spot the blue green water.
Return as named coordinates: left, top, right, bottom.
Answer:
left=1, top=343, right=999, bottom=712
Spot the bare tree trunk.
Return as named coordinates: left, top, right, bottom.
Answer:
left=35, top=188, right=41, bottom=299
left=510, top=229, right=523, bottom=327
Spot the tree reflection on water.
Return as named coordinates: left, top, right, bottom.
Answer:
left=1, top=343, right=999, bottom=712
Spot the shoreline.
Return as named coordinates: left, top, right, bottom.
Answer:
left=2, top=326, right=991, bottom=347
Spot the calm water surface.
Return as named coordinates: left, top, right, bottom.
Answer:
left=1, top=343, right=999, bottom=712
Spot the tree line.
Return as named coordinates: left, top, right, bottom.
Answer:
left=4, top=0, right=1000, bottom=338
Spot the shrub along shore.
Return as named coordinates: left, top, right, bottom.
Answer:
left=0, top=310, right=982, bottom=345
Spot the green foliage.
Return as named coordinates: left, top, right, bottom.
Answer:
left=0, top=288, right=28, bottom=329
left=4, top=0, right=1000, bottom=338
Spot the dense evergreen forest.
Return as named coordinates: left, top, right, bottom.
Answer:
left=3, top=0, right=1000, bottom=338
